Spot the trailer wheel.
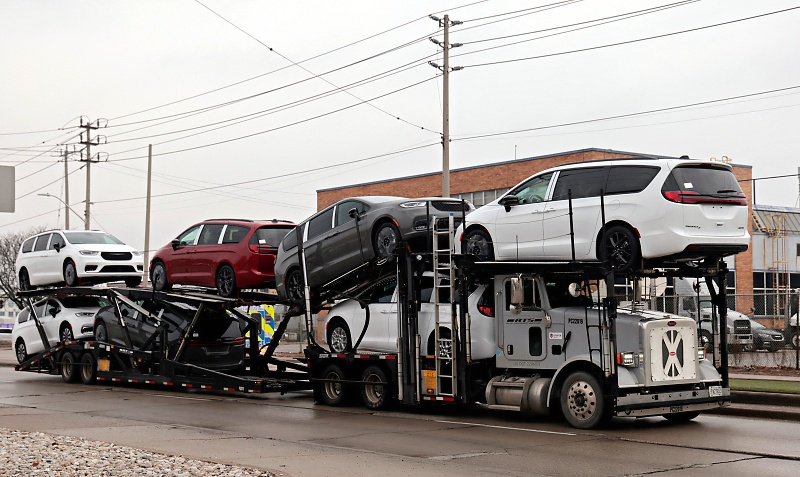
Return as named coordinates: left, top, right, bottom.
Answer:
left=79, top=353, right=97, bottom=385
left=319, top=364, right=347, bottom=406
left=560, top=371, right=609, bottom=429
left=360, top=366, right=390, bottom=410
left=663, top=411, right=700, bottom=422
left=61, top=351, right=79, bottom=383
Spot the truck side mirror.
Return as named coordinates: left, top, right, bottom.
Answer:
left=498, top=195, right=519, bottom=212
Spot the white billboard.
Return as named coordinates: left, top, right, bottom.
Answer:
left=0, top=166, right=13, bottom=213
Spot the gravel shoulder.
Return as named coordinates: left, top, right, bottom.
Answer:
left=0, top=428, right=276, bottom=477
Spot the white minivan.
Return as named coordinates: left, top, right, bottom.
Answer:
left=456, top=158, right=750, bottom=271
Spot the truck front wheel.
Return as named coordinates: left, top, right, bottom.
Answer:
left=560, top=371, right=610, bottom=429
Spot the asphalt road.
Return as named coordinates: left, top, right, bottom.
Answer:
left=2, top=368, right=800, bottom=477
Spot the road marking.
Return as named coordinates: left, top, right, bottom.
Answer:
left=436, top=420, right=576, bottom=436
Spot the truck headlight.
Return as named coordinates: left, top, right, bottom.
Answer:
left=698, top=348, right=705, bottom=360
left=616, top=352, right=636, bottom=367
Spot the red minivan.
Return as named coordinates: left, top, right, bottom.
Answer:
left=150, top=219, right=295, bottom=297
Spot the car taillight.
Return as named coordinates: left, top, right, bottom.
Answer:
left=478, top=305, right=494, bottom=317
left=189, top=336, right=246, bottom=347
left=662, top=190, right=746, bottom=206
left=249, top=244, right=276, bottom=254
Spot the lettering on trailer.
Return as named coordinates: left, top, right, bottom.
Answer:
left=568, top=318, right=583, bottom=325
left=506, top=318, right=538, bottom=324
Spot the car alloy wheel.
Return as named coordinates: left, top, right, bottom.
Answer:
left=15, top=340, right=27, bottom=364
left=602, top=225, right=640, bottom=272
left=216, top=264, right=237, bottom=298
left=286, top=269, right=304, bottom=303
left=151, top=262, right=170, bottom=292
left=19, top=269, right=31, bottom=291
left=64, top=261, right=79, bottom=287
left=373, top=222, right=400, bottom=259
left=60, top=326, right=74, bottom=343
left=463, top=229, right=494, bottom=261
left=328, top=322, right=352, bottom=353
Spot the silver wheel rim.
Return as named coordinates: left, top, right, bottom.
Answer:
left=153, top=264, right=166, bottom=289
left=65, top=263, right=77, bottom=286
left=566, top=379, right=598, bottom=422
left=375, top=226, right=398, bottom=258
left=324, top=371, right=342, bottom=400
left=96, top=324, right=107, bottom=343
left=61, top=327, right=73, bottom=342
left=16, top=342, right=26, bottom=362
left=330, top=326, right=348, bottom=353
left=363, top=372, right=384, bottom=404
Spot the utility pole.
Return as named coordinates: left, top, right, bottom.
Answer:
left=143, top=144, right=153, bottom=284
left=63, top=150, right=70, bottom=229
left=78, top=118, right=105, bottom=230
left=429, top=14, right=462, bottom=198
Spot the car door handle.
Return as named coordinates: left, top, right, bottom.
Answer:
left=324, top=232, right=340, bottom=240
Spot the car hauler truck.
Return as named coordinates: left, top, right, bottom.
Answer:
left=16, top=214, right=733, bottom=430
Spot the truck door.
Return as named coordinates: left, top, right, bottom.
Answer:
left=496, top=276, right=549, bottom=366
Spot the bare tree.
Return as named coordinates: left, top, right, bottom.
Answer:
left=0, top=227, right=46, bottom=308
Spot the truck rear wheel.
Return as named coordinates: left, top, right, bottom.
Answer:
left=319, top=364, right=347, bottom=406
left=560, top=371, right=610, bottom=429
left=61, top=351, right=79, bottom=383
left=360, top=366, right=390, bottom=410
left=79, top=353, right=97, bottom=385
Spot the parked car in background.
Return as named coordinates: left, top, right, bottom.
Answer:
left=150, top=218, right=295, bottom=297
left=457, top=158, right=749, bottom=271
left=11, top=295, right=110, bottom=363
left=275, top=196, right=473, bottom=303
left=93, top=297, right=246, bottom=372
left=747, top=319, right=785, bottom=352
left=16, top=230, right=144, bottom=289
left=323, top=273, right=495, bottom=359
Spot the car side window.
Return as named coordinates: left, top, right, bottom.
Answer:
left=177, top=226, right=201, bottom=246
left=197, top=224, right=224, bottom=246
left=282, top=226, right=301, bottom=251
left=33, top=234, right=51, bottom=252
left=21, top=237, right=35, bottom=253
left=307, top=208, right=334, bottom=240
left=606, top=166, right=660, bottom=195
left=47, top=300, right=61, bottom=316
left=369, top=279, right=396, bottom=304
left=48, top=233, right=66, bottom=251
left=508, top=172, right=554, bottom=204
left=505, top=277, right=542, bottom=311
left=33, top=301, right=47, bottom=319
left=17, top=310, right=29, bottom=324
left=551, top=167, right=609, bottom=201
left=222, top=225, right=250, bottom=244
left=334, top=200, right=368, bottom=227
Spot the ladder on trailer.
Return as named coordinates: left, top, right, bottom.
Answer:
left=431, top=214, right=458, bottom=397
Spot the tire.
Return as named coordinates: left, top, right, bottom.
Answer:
left=560, top=371, right=610, bottom=429
left=15, top=339, right=28, bottom=364
left=63, top=260, right=79, bottom=287
left=327, top=321, right=352, bottom=353
left=151, top=261, right=171, bottom=292
left=60, top=324, right=74, bottom=343
left=428, top=328, right=453, bottom=358
left=373, top=222, right=400, bottom=259
left=319, top=363, right=347, bottom=406
left=125, top=277, right=142, bottom=288
left=360, top=365, right=390, bottom=410
left=663, top=411, right=701, bottom=422
left=19, top=269, right=32, bottom=291
left=61, top=351, right=79, bottom=383
left=600, top=225, right=640, bottom=272
left=79, top=353, right=97, bottom=385
left=216, top=264, right=237, bottom=298
left=462, top=229, right=495, bottom=261
left=285, top=269, right=305, bottom=303
left=791, top=332, right=800, bottom=350
left=94, top=321, right=108, bottom=344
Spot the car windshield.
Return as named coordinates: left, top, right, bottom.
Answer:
left=65, top=232, right=124, bottom=245
left=60, top=296, right=111, bottom=308
left=750, top=320, right=766, bottom=330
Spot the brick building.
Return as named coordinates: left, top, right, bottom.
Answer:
left=317, top=147, right=754, bottom=301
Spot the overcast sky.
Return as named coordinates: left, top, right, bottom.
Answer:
left=2, top=0, right=799, bottom=251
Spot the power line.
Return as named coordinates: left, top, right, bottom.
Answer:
left=452, top=85, right=800, bottom=141
left=459, top=5, right=800, bottom=69
left=15, top=164, right=84, bottom=201
left=460, top=0, right=583, bottom=23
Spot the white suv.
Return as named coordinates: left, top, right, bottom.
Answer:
left=457, top=158, right=749, bottom=271
left=16, top=230, right=144, bottom=289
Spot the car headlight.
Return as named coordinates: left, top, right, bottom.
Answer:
left=75, top=312, right=95, bottom=317
left=79, top=250, right=99, bottom=256
left=400, top=201, right=427, bottom=208
left=132, top=251, right=143, bottom=256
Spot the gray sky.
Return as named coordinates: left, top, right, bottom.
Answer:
left=2, top=0, right=799, bottom=251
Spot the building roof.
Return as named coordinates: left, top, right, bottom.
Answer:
left=753, top=204, right=800, bottom=234
left=317, top=147, right=751, bottom=192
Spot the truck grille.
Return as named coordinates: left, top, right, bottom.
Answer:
left=733, top=319, right=751, bottom=334
left=101, top=252, right=132, bottom=261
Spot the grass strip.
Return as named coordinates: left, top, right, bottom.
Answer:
left=729, top=378, right=800, bottom=394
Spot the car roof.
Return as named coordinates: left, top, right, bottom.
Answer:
left=541, top=157, right=732, bottom=173
left=200, top=218, right=296, bottom=226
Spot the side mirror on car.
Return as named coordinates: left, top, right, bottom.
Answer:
left=348, top=207, right=360, bottom=221
left=53, top=243, right=61, bottom=252
left=49, top=308, right=59, bottom=317
left=498, top=195, right=519, bottom=212
left=171, top=239, right=180, bottom=250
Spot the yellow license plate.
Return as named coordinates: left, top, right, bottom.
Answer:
left=423, top=370, right=436, bottom=393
